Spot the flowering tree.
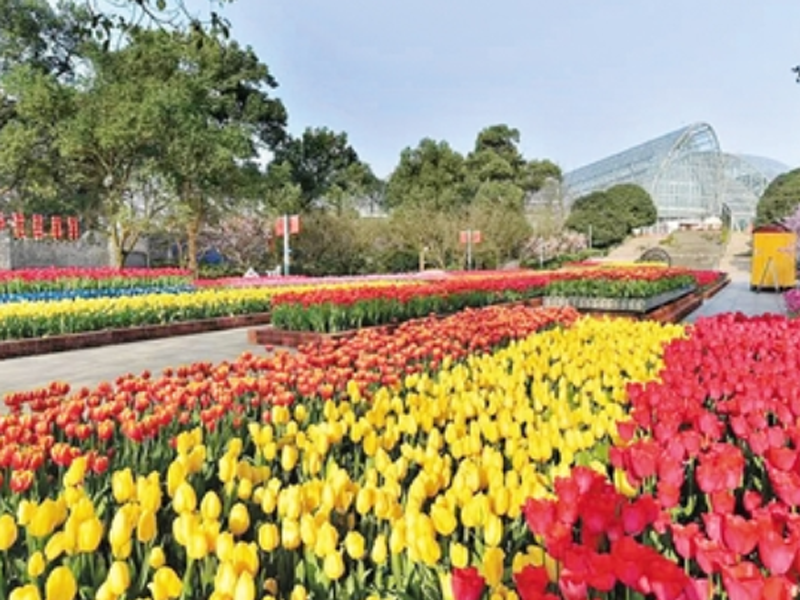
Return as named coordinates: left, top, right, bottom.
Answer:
left=197, top=213, right=274, bottom=271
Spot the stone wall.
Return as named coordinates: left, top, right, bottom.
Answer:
left=0, top=230, right=111, bottom=269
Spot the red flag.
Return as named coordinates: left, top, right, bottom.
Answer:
left=472, top=231, right=482, bottom=244
left=459, top=231, right=469, bottom=245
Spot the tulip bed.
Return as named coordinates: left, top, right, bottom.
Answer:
left=4, top=299, right=790, bottom=600
left=269, top=268, right=712, bottom=333
left=0, top=281, right=418, bottom=342
left=0, top=268, right=191, bottom=294
left=0, top=303, right=693, bottom=600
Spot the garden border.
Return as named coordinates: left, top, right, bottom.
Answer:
left=0, top=312, right=272, bottom=359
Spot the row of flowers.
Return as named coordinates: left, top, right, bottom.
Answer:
left=0, top=308, right=683, bottom=600
left=0, top=280, right=417, bottom=341
left=0, top=287, right=274, bottom=341
left=270, top=268, right=721, bottom=333
left=0, top=268, right=192, bottom=294
left=0, top=286, right=196, bottom=306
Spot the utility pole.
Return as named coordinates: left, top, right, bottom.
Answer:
left=282, top=214, right=290, bottom=275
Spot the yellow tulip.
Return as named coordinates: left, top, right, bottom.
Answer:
left=322, top=551, right=345, bottom=581
left=151, top=567, right=182, bottom=600
left=77, top=516, right=103, bottom=553
left=137, top=509, right=158, bottom=543
left=112, top=469, right=136, bottom=504
left=614, top=468, right=639, bottom=498
left=483, top=513, right=504, bottom=547
left=258, top=523, right=279, bottom=552
left=63, top=457, right=87, bottom=488
left=44, top=531, right=65, bottom=561
left=234, top=572, right=256, bottom=600
left=281, top=519, right=301, bottom=550
left=0, top=513, right=18, bottom=550
left=149, top=547, right=166, bottom=569
left=281, top=445, right=299, bottom=472
left=344, top=531, right=366, bottom=560
left=138, top=475, right=163, bottom=512
left=482, top=547, right=505, bottom=588
left=28, top=500, right=60, bottom=538
left=16, top=501, right=35, bottom=527
left=313, top=521, right=338, bottom=558
left=187, top=532, right=209, bottom=560
left=370, top=534, right=388, bottom=564
left=214, top=562, right=238, bottom=596
left=187, top=445, right=207, bottom=473
left=216, top=531, right=235, bottom=562
left=233, top=542, right=260, bottom=576
left=450, top=542, right=469, bottom=569
left=228, top=503, right=250, bottom=536
left=107, top=561, right=131, bottom=595
left=108, top=509, right=132, bottom=549
left=27, top=551, right=46, bottom=578
left=289, top=585, right=308, bottom=600
left=431, top=504, right=457, bottom=537
left=45, top=565, right=77, bottom=600
left=166, top=461, right=186, bottom=498
left=173, top=481, right=197, bottom=514
left=10, top=584, right=41, bottom=600
left=237, top=478, right=254, bottom=501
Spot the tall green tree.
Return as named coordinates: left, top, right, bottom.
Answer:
left=385, top=139, right=467, bottom=210
left=465, top=124, right=561, bottom=209
left=756, top=168, right=800, bottom=226
left=149, top=29, right=287, bottom=273
left=605, top=183, right=657, bottom=230
left=268, top=127, right=375, bottom=214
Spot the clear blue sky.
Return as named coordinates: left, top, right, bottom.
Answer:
left=193, top=0, right=800, bottom=178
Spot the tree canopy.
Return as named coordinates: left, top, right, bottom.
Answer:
left=755, top=168, right=800, bottom=226
left=565, top=184, right=657, bottom=248
left=0, top=1, right=565, bottom=274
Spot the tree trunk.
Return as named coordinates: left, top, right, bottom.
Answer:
left=185, top=212, right=203, bottom=276
left=109, top=226, right=125, bottom=268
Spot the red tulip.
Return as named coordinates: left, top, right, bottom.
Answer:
left=514, top=565, right=550, bottom=600
left=451, top=567, right=485, bottom=600
left=721, top=563, right=764, bottom=600
left=721, top=514, right=759, bottom=556
left=758, top=530, right=797, bottom=575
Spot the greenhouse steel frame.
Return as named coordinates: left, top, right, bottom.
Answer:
left=563, top=122, right=789, bottom=226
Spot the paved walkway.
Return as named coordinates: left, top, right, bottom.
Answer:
left=0, top=327, right=267, bottom=395
left=685, top=230, right=787, bottom=322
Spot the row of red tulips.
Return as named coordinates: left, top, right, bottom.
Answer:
left=0, top=304, right=579, bottom=496
left=455, top=312, right=800, bottom=600
left=270, top=268, right=724, bottom=333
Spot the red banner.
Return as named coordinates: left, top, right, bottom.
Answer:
left=12, top=213, right=25, bottom=239
left=50, top=216, right=63, bottom=240
left=32, top=214, right=44, bottom=240
left=459, top=230, right=482, bottom=244
left=275, top=215, right=300, bottom=237
left=67, top=217, right=80, bottom=241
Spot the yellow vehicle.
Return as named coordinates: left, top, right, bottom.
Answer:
left=751, top=224, right=797, bottom=290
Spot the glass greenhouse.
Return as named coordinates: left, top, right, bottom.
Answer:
left=563, top=122, right=789, bottom=228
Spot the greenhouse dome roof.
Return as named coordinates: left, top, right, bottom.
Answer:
left=562, top=123, right=789, bottom=223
